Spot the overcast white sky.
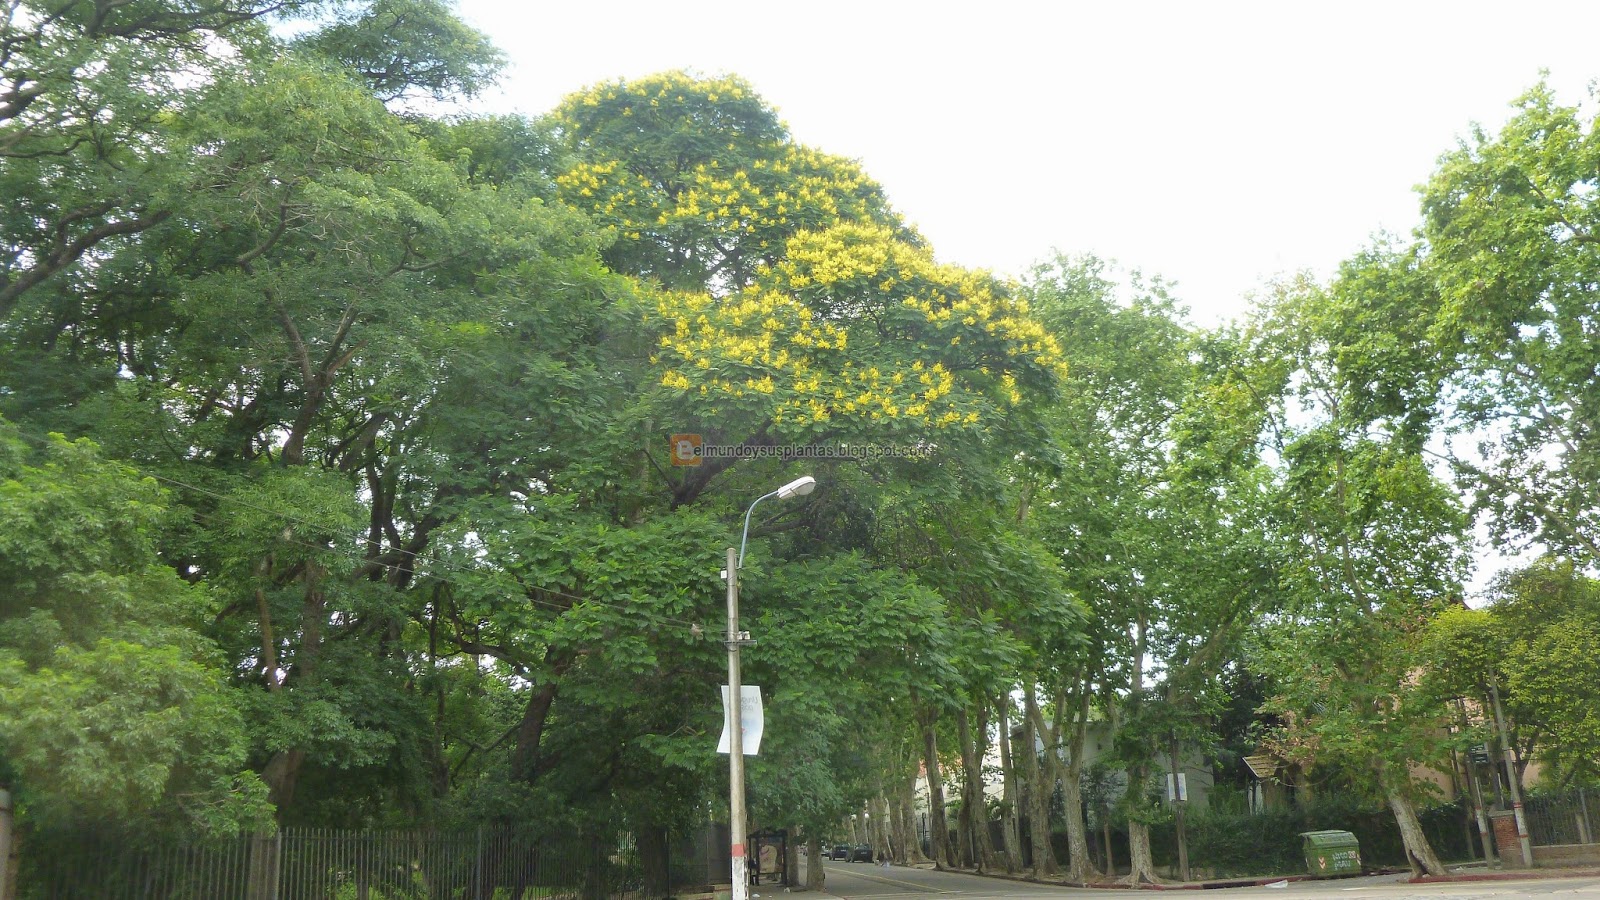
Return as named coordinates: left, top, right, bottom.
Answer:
left=453, top=0, right=1600, bottom=327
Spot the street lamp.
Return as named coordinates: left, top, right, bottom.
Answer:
left=726, top=475, right=815, bottom=900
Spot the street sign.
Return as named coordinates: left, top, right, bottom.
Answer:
left=718, top=685, right=764, bottom=756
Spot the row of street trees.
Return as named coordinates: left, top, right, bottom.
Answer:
left=1, top=0, right=1598, bottom=890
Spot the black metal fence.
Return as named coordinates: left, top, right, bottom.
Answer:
left=1525, top=787, right=1598, bottom=847
left=18, top=826, right=641, bottom=900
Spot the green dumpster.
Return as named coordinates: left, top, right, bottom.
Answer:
left=1300, top=830, right=1361, bottom=876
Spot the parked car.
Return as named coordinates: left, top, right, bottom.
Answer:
left=830, top=844, right=850, bottom=860
left=849, top=844, right=872, bottom=862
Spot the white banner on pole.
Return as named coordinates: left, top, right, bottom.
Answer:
left=717, top=685, right=764, bottom=756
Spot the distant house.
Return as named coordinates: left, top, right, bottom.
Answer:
left=1242, top=753, right=1309, bottom=812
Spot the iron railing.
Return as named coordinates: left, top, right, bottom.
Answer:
left=19, top=826, right=639, bottom=900
left=1525, top=787, right=1598, bottom=847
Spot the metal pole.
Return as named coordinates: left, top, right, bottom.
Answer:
left=1487, top=675, right=1532, bottom=866
left=1168, top=739, right=1189, bottom=882
left=1455, top=700, right=1496, bottom=864
left=727, top=546, right=748, bottom=900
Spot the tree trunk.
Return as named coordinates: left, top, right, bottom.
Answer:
left=870, top=793, right=893, bottom=863
left=1387, top=788, right=1447, bottom=877
left=509, top=681, right=559, bottom=782
left=1059, top=688, right=1101, bottom=883
left=806, top=836, right=825, bottom=891
left=996, top=698, right=1024, bottom=873
left=1059, top=759, right=1094, bottom=882
left=971, top=704, right=1000, bottom=869
left=1102, top=817, right=1114, bottom=876
left=785, top=839, right=800, bottom=887
left=1124, top=819, right=1159, bottom=885
left=262, top=747, right=307, bottom=811
left=897, top=772, right=929, bottom=864
left=509, top=648, right=573, bottom=782
left=889, top=786, right=910, bottom=865
left=1, top=788, right=15, bottom=900
left=1120, top=617, right=1161, bottom=885
left=1021, top=686, right=1056, bottom=878
left=955, top=711, right=974, bottom=867
left=921, top=712, right=954, bottom=868
left=956, top=706, right=997, bottom=870
left=637, top=826, right=670, bottom=900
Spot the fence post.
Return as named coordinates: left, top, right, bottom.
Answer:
left=0, top=789, right=12, bottom=900
left=246, top=830, right=282, bottom=900
left=1580, top=788, right=1593, bottom=845
left=474, top=826, right=483, bottom=900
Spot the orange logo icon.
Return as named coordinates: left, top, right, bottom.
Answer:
left=669, top=433, right=703, bottom=466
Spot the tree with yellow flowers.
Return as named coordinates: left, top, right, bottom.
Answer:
left=556, top=73, right=1066, bottom=505
left=555, top=71, right=915, bottom=292
left=555, top=75, right=1081, bottom=886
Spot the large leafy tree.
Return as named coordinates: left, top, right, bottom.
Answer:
left=1238, top=276, right=1470, bottom=878
left=1018, top=256, right=1272, bottom=885
left=1341, top=82, right=1600, bottom=565
left=551, top=71, right=1077, bottom=883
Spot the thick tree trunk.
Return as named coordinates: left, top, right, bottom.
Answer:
left=509, top=648, right=574, bottom=782
left=889, top=786, right=910, bottom=864
left=996, top=698, right=1024, bottom=873
left=1387, top=788, right=1447, bottom=877
left=785, top=839, right=800, bottom=887
left=259, top=564, right=328, bottom=819
left=1124, top=819, right=1160, bottom=885
left=509, top=681, right=559, bottom=782
left=971, top=704, right=1000, bottom=869
left=897, top=772, right=929, bottom=864
left=262, top=748, right=307, bottom=811
left=1120, top=618, right=1161, bottom=885
left=870, top=793, right=893, bottom=863
left=921, top=713, right=954, bottom=868
left=1057, top=685, right=1100, bottom=883
left=956, top=706, right=997, bottom=870
left=637, top=826, right=670, bottom=899
left=955, top=712, right=975, bottom=867
left=1059, top=760, right=1096, bottom=882
left=1021, top=687, right=1057, bottom=878
left=806, top=836, right=825, bottom=890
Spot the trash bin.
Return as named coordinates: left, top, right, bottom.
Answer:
left=1300, top=830, right=1361, bottom=876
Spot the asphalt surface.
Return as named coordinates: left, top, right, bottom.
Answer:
left=801, top=857, right=1600, bottom=900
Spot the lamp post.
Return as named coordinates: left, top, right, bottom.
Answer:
left=727, top=475, right=815, bottom=900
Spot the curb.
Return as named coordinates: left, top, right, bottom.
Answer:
left=1064, top=875, right=1312, bottom=891
left=1409, top=867, right=1600, bottom=884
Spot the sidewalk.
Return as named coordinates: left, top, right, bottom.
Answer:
left=1407, top=863, right=1600, bottom=884
left=941, top=861, right=1600, bottom=891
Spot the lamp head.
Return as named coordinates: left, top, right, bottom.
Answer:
left=775, top=475, right=816, bottom=499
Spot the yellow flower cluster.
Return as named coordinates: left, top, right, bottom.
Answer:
left=653, top=282, right=994, bottom=431
left=555, top=161, right=655, bottom=227
left=777, top=223, right=922, bottom=289
left=558, top=71, right=753, bottom=120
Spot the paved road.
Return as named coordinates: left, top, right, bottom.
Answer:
left=802, top=858, right=1600, bottom=900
